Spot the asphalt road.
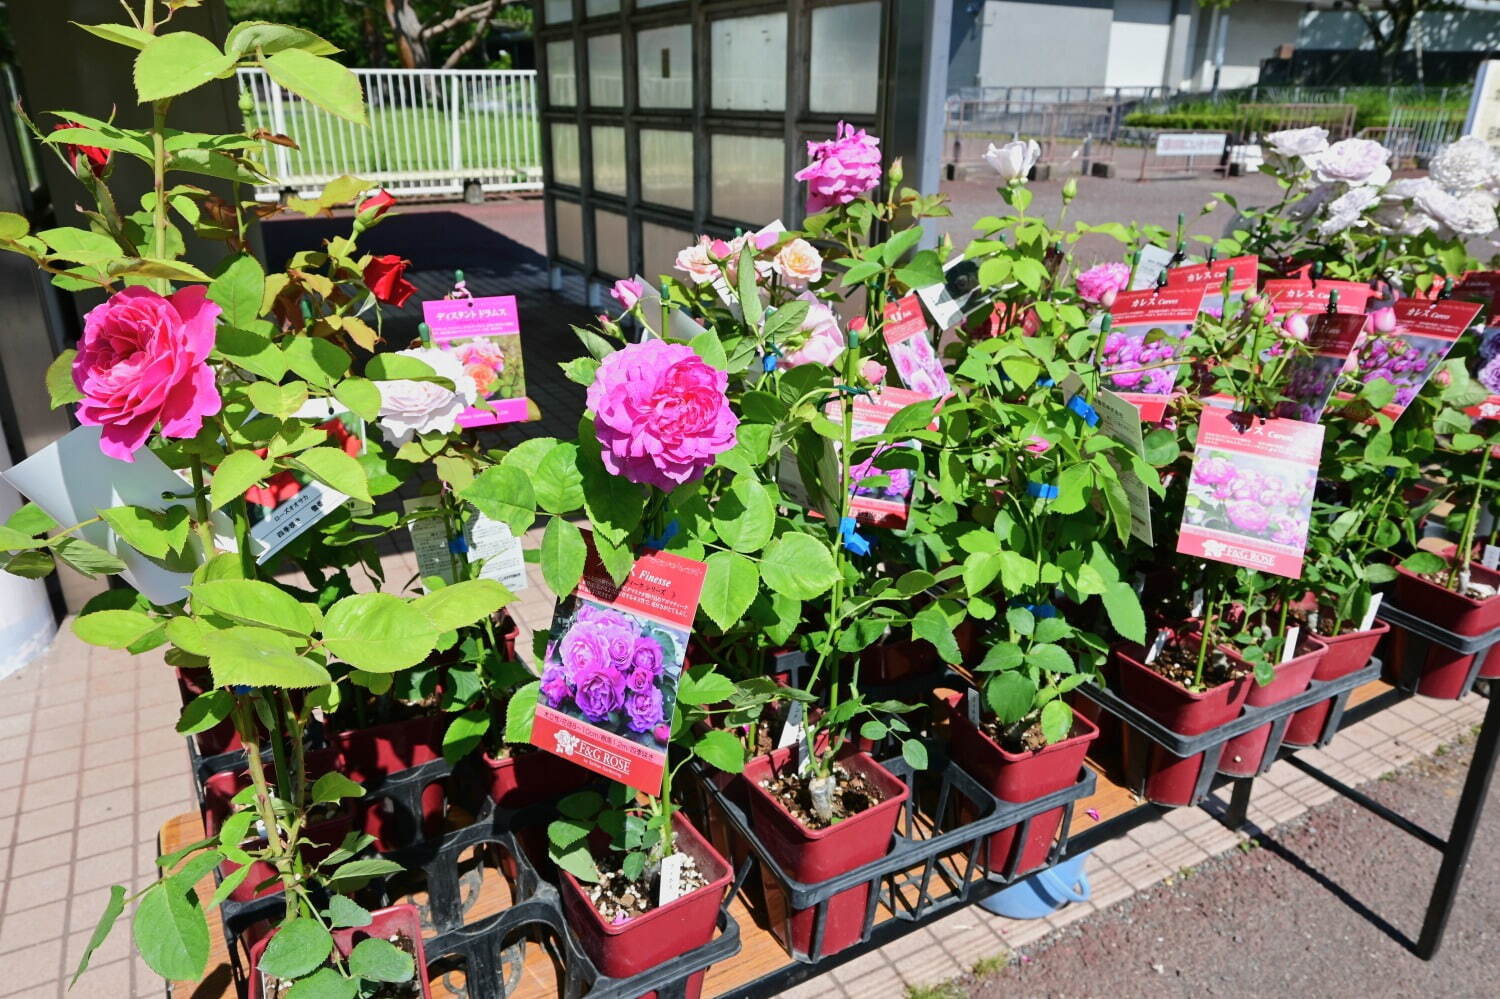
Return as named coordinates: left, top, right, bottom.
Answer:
left=966, top=725, right=1499, bottom=999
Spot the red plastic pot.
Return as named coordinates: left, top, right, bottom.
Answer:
left=1217, top=636, right=1325, bottom=777
left=743, top=747, right=908, bottom=960
left=333, top=714, right=449, bottom=850
left=1391, top=561, right=1500, bottom=698
left=1284, top=619, right=1389, bottom=746
left=483, top=747, right=593, bottom=810
left=1114, top=640, right=1253, bottom=806
left=202, top=750, right=353, bottom=903
left=247, top=903, right=432, bottom=999
left=558, top=812, right=730, bottom=999
left=860, top=619, right=976, bottom=685
left=942, top=694, right=1098, bottom=875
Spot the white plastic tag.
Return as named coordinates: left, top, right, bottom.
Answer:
left=1360, top=592, right=1385, bottom=632
left=658, top=852, right=689, bottom=905
left=1281, top=626, right=1300, bottom=664
left=1190, top=588, right=1205, bottom=618
left=776, top=701, right=805, bottom=750
left=965, top=688, right=981, bottom=724
left=1483, top=545, right=1500, bottom=570
left=1145, top=629, right=1170, bottom=664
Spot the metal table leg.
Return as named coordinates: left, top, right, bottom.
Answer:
left=1416, top=689, right=1500, bottom=959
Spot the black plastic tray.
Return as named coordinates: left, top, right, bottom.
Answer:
left=690, top=740, right=1096, bottom=963
left=1376, top=602, right=1500, bottom=695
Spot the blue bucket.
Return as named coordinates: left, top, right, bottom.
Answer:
left=978, top=851, right=1092, bottom=919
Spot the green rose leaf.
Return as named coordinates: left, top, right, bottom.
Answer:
left=976, top=641, right=1023, bottom=672
left=1027, top=643, right=1074, bottom=674
left=414, top=578, right=513, bottom=633
left=261, top=49, right=367, bottom=125
left=1101, top=580, right=1146, bottom=644
left=208, top=627, right=332, bottom=689
left=311, top=772, right=365, bottom=804
left=69, top=883, right=126, bottom=986
left=533, top=442, right=585, bottom=515
left=99, top=504, right=189, bottom=558
left=132, top=879, right=209, bottom=982
left=73, top=608, right=158, bottom=649
left=441, top=708, right=489, bottom=764
left=577, top=425, right=643, bottom=547
left=257, top=918, right=334, bottom=981
left=912, top=603, right=962, bottom=664
left=986, top=671, right=1037, bottom=724
left=207, top=254, right=265, bottom=328
left=46, top=349, right=83, bottom=408
left=323, top=592, right=438, bottom=673
left=333, top=377, right=382, bottom=422
left=540, top=516, right=587, bottom=597
left=283, top=337, right=350, bottom=388
left=759, top=534, right=837, bottom=600
left=134, top=32, right=235, bottom=103
left=693, top=728, right=746, bottom=773
left=225, top=21, right=341, bottom=58
left=712, top=476, right=776, bottom=553
left=73, top=22, right=157, bottom=51
left=504, top=680, right=540, bottom=743
left=348, top=937, right=414, bottom=983
left=700, top=550, right=758, bottom=631
left=324, top=895, right=373, bottom=930
left=176, top=690, right=234, bottom=735
left=292, top=446, right=372, bottom=504
left=190, top=579, right=316, bottom=635
left=460, top=464, right=537, bottom=536
left=52, top=537, right=127, bottom=576
left=326, top=858, right=405, bottom=890
left=679, top=669, right=737, bottom=705
left=286, top=966, right=358, bottom=999
left=1040, top=699, right=1074, bottom=744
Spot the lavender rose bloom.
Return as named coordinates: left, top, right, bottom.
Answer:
left=630, top=637, right=664, bottom=676
left=573, top=663, right=627, bottom=721
left=625, top=666, right=657, bottom=694
left=596, top=619, right=642, bottom=667
left=624, top=686, right=665, bottom=733
left=557, top=625, right=610, bottom=684
left=540, top=666, right=572, bottom=708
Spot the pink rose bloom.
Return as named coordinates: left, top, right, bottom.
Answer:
left=1280, top=313, right=1310, bottom=341
left=795, top=121, right=882, bottom=214
left=773, top=238, right=823, bottom=289
left=1194, top=455, right=1237, bottom=486
left=675, top=235, right=718, bottom=284
left=1076, top=262, right=1130, bottom=304
left=1226, top=500, right=1271, bottom=534
left=1366, top=307, right=1397, bottom=334
left=610, top=277, right=645, bottom=310
left=860, top=359, right=887, bottom=384
left=587, top=339, right=739, bottom=491
left=73, top=286, right=222, bottom=461
left=780, top=296, right=845, bottom=368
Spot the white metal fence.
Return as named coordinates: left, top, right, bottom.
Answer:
left=1377, top=106, right=1467, bottom=167
left=236, top=68, right=543, bottom=201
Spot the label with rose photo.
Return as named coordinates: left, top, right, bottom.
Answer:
left=1262, top=278, right=1375, bottom=318
left=882, top=293, right=951, bottom=399
left=1165, top=254, right=1257, bottom=316
left=531, top=536, right=708, bottom=794
left=1177, top=408, right=1325, bottom=579
left=421, top=294, right=529, bottom=427
left=1453, top=271, right=1500, bottom=418
left=1101, top=287, right=1206, bottom=422
left=1345, top=297, right=1482, bottom=420
left=1274, top=312, right=1367, bottom=423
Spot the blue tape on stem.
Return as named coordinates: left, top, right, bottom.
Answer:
left=644, top=520, right=680, bottom=550
left=1005, top=598, right=1059, bottom=619
left=231, top=685, right=254, bottom=695
left=448, top=535, right=469, bottom=555
left=838, top=516, right=871, bottom=556
left=762, top=354, right=778, bottom=372
left=1026, top=480, right=1060, bottom=499
left=1038, top=377, right=1056, bottom=387
left=1066, top=394, right=1100, bottom=426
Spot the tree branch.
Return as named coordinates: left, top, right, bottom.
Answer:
left=440, top=1, right=499, bottom=68
left=422, top=2, right=494, bottom=41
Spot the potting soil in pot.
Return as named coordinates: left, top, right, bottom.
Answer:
left=757, top=762, right=887, bottom=829
left=1144, top=636, right=1248, bottom=690
left=584, top=850, right=710, bottom=923
left=260, top=929, right=423, bottom=998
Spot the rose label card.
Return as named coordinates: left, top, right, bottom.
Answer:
left=244, top=401, right=366, bottom=564
left=1177, top=409, right=1324, bottom=579
left=1166, top=254, right=1257, bottom=315
left=846, top=386, right=934, bottom=529
left=1263, top=278, right=1375, bottom=317
left=1129, top=244, right=1176, bottom=291
left=1352, top=298, right=1482, bottom=420
left=883, top=294, right=951, bottom=398
left=1102, top=287, right=1206, bottom=422
left=915, top=255, right=983, bottom=330
left=531, top=537, right=707, bottom=794
left=404, top=496, right=528, bottom=594
left=1454, top=272, right=1500, bottom=418
left=1091, top=387, right=1155, bottom=545
left=1275, top=313, right=1366, bottom=423
left=422, top=294, right=528, bottom=426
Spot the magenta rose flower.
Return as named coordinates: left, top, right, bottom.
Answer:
left=1226, top=500, right=1271, bottom=533
left=573, top=662, right=626, bottom=721
left=1193, top=456, right=1238, bottom=487
left=624, top=686, right=665, bottom=733
left=540, top=666, right=572, bottom=708
left=795, top=121, right=882, bottom=214
left=587, top=339, right=739, bottom=491
left=558, top=624, right=610, bottom=684
left=652, top=722, right=672, bottom=743
left=1076, top=262, right=1130, bottom=305
left=72, top=286, right=223, bottom=461
left=630, top=636, right=664, bottom=676
left=625, top=665, right=657, bottom=694
left=597, top=619, right=642, bottom=667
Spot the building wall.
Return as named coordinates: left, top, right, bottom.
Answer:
left=1193, top=0, right=1304, bottom=90
left=1299, top=7, right=1500, bottom=53
left=974, top=0, right=1115, bottom=89
left=1105, top=0, right=1173, bottom=88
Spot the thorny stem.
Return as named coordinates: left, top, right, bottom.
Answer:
left=1449, top=445, right=1491, bottom=592
left=231, top=697, right=298, bottom=897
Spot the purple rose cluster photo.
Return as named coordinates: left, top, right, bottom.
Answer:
left=1185, top=450, right=1316, bottom=549
left=1355, top=331, right=1446, bottom=407
left=539, top=601, right=685, bottom=748
left=1101, top=324, right=1190, bottom=395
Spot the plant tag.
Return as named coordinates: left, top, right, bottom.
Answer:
left=882, top=294, right=950, bottom=398
left=1360, top=592, right=1384, bottom=632
left=422, top=294, right=530, bottom=426
left=1484, top=545, right=1500, bottom=570
left=1282, top=625, right=1300, bottom=664
left=1145, top=628, right=1170, bottom=664
left=776, top=701, right=805, bottom=750
left=1100, top=287, right=1204, bottom=422
left=658, top=852, right=689, bottom=906
left=405, top=497, right=528, bottom=593
left=1093, top=388, right=1154, bottom=544
left=1190, top=588, right=1205, bottom=618
left=965, top=688, right=981, bottom=724
left=1129, top=243, right=1175, bottom=290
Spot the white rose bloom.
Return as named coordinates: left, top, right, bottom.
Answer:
left=1310, top=137, right=1392, bottom=188
left=1265, top=126, right=1329, bottom=159
left=1316, top=185, right=1381, bottom=237
left=984, top=139, right=1041, bottom=183
left=1428, top=135, right=1496, bottom=193
left=375, top=347, right=479, bottom=447
left=1416, top=185, right=1500, bottom=238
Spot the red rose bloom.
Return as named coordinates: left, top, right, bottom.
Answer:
left=357, top=189, right=397, bottom=218
left=52, top=122, right=110, bottom=179
left=364, top=254, right=416, bottom=308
